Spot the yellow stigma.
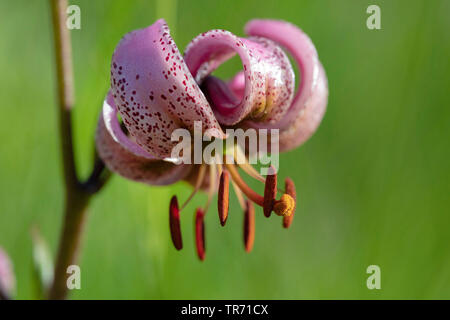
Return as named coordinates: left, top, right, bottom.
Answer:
left=273, top=194, right=295, bottom=217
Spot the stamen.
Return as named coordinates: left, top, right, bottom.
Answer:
left=234, top=145, right=285, bottom=194
left=273, top=194, right=295, bottom=217
left=216, top=162, right=223, bottom=177
left=203, top=164, right=217, bottom=214
left=224, top=164, right=295, bottom=218
left=263, top=166, right=277, bottom=217
left=169, top=196, right=183, bottom=250
left=234, top=145, right=265, bottom=183
left=195, top=208, right=206, bottom=261
left=224, top=163, right=264, bottom=206
left=283, top=178, right=296, bottom=228
left=218, top=169, right=230, bottom=226
left=243, top=200, right=255, bottom=253
left=231, top=179, right=246, bottom=210
left=238, top=162, right=266, bottom=183
left=180, top=163, right=206, bottom=211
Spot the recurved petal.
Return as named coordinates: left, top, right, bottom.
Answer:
left=228, top=71, right=245, bottom=100
left=96, top=101, right=191, bottom=186
left=244, top=19, right=328, bottom=151
left=278, top=63, right=328, bottom=151
left=103, top=91, right=157, bottom=160
left=110, top=19, right=223, bottom=159
left=184, top=30, right=294, bottom=125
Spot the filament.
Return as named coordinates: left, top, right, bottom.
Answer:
left=181, top=163, right=206, bottom=211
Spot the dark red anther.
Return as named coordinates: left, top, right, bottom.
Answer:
left=263, top=166, right=277, bottom=217
left=195, top=208, right=206, bottom=261
left=283, top=178, right=297, bottom=228
left=169, top=196, right=183, bottom=250
left=243, top=200, right=255, bottom=253
left=218, top=169, right=230, bottom=226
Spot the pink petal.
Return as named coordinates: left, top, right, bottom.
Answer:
left=103, top=91, right=158, bottom=160
left=244, top=19, right=328, bottom=150
left=110, top=19, right=223, bottom=159
left=184, top=30, right=295, bottom=125
left=278, top=64, right=328, bottom=150
left=228, top=71, right=245, bottom=100
left=96, top=107, right=191, bottom=186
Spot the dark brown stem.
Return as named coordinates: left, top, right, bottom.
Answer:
left=48, top=191, right=89, bottom=300
left=81, top=151, right=112, bottom=194
left=47, top=0, right=109, bottom=300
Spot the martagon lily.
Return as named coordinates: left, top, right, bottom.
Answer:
left=96, top=19, right=328, bottom=261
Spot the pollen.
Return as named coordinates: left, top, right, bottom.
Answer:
left=273, top=194, right=295, bottom=217
left=283, top=178, right=296, bottom=228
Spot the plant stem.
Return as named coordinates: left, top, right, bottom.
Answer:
left=47, top=0, right=109, bottom=299
left=49, top=0, right=76, bottom=188
left=48, top=191, right=89, bottom=300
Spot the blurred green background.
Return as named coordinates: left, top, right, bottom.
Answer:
left=0, top=0, right=449, bottom=299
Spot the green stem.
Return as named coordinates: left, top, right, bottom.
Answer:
left=47, top=0, right=109, bottom=300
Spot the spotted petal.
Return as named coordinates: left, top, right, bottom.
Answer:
left=96, top=94, right=191, bottom=186
left=184, top=30, right=295, bottom=125
left=243, top=19, right=328, bottom=151
left=278, top=63, right=328, bottom=151
left=110, top=19, right=223, bottom=159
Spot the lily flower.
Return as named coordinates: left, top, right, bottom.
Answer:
left=96, top=19, right=328, bottom=260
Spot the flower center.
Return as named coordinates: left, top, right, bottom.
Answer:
left=168, top=143, right=296, bottom=261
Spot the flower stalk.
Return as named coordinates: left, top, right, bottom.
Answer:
left=47, top=0, right=109, bottom=300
